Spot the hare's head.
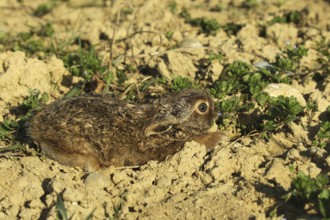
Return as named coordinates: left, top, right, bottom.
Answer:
left=144, top=89, right=218, bottom=137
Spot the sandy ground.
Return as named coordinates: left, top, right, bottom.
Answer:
left=0, top=0, right=330, bottom=219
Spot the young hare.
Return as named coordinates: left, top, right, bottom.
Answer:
left=28, top=89, right=225, bottom=171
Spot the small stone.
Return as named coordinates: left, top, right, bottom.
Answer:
left=178, top=38, right=203, bottom=48
left=263, top=83, right=307, bottom=107
left=84, top=171, right=111, bottom=188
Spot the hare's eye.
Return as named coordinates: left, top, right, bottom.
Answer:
left=198, top=103, right=208, bottom=113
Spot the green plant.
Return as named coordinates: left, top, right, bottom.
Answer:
left=210, top=4, right=225, bottom=12
left=209, top=57, right=308, bottom=139
left=180, top=9, right=221, bottom=35
left=208, top=51, right=224, bottom=63
left=13, top=32, right=45, bottom=56
left=316, top=37, right=330, bottom=58
left=241, top=0, right=259, bottom=8
left=33, top=0, right=60, bottom=17
left=121, top=7, right=134, bottom=15
left=210, top=61, right=250, bottom=98
left=63, top=44, right=106, bottom=81
left=211, top=61, right=264, bottom=99
left=171, top=76, right=194, bottom=91
left=222, top=23, right=243, bottom=36
left=112, top=202, right=123, bottom=220
left=56, top=194, right=70, bottom=220
left=270, top=10, right=303, bottom=25
left=284, top=172, right=330, bottom=218
left=191, top=18, right=221, bottom=36
left=216, top=96, right=241, bottom=114
left=62, top=41, right=113, bottom=95
left=306, top=100, right=318, bottom=113
left=102, top=71, right=115, bottom=94
left=0, top=89, right=48, bottom=151
left=210, top=78, right=240, bottom=99
left=168, top=1, right=177, bottom=13
left=37, top=23, right=55, bottom=37
left=312, top=121, right=330, bottom=148
left=0, top=119, right=19, bottom=142
left=314, top=37, right=330, bottom=79
left=215, top=94, right=255, bottom=129
left=286, top=45, right=308, bottom=62
left=56, top=193, right=95, bottom=220
left=0, top=22, right=61, bottom=58
left=221, top=94, right=304, bottom=140
left=274, top=45, right=308, bottom=74
left=286, top=10, right=303, bottom=25
left=261, top=96, right=304, bottom=133
left=116, top=69, right=127, bottom=85
left=215, top=93, right=303, bottom=138
left=85, top=209, right=96, bottom=220
left=270, top=16, right=287, bottom=24
left=215, top=96, right=240, bottom=128
left=179, top=8, right=191, bottom=21
left=165, top=31, right=174, bottom=40
left=21, top=89, right=49, bottom=113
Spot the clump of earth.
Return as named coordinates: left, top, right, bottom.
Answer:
left=0, top=0, right=329, bottom=219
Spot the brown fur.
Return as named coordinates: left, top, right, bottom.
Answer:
left=28, top=89, right=225, bottom=171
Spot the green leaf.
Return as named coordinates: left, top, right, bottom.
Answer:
left=56, top=194, right=68, bottom=220
left=171, top=76, right=193, bottom=91
left=255, top=93, right=269, bottom=107
left=318, top=189, right=330, bottom=199
left=22, top=89, right=49, bottom=111
left=269, top=207, right=278, bottom=218
left=64, top=86, right=83, bottom=99
left=262, top=121, right=278, bottom=131
left=288, top=97, right=304, bottom=115
left=282, top=192, right=292, bottom=202
left=319, top=122, right=330, bottom=138
left=190, top=17, right=221, bottom=35
left=0, top=144, right=21, bottom=153
left=315, top=174, right=329, bottom=188
left=0, top=119, right=19, bottom=140
left=85, top=208, right=96, bottom=220
left=208, top=51, right=224, bottom=63
left=217, top=96, right=240, bottom=113
left=292, top=171, right=318, bottom=200
left=317, top=196, right=330, bottom=218
left=227, top=61, right=251, bottom=76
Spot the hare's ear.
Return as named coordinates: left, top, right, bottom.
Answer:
left=144, top=101, right=194, bottom=137
left=144, top=123, right=172, bottom=137
left=144, top=104, right=177, bottom=137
